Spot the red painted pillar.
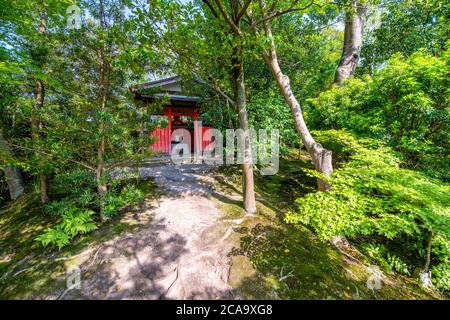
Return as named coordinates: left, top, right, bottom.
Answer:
left=193, top=114, right=202, bottom=161
left=167, top=107, right=172, bottom=154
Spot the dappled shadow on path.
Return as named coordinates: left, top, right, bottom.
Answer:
left=139, top=163, right=247, bottom=212
left=61, top=164, right=238, bottom=300
left=64, top=217, right=189, bottom=299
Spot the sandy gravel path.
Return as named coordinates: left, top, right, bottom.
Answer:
left=63, top=164, right=241, bottom=300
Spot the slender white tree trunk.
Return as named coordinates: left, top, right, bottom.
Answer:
left=261, top=21, right=332, bottom=191
left=419, top=231, right=434, bottom=288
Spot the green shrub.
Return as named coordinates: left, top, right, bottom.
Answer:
left=52, top=169, right=96, bottom=197
left=36, top=169, right=145, bottom=248
left=360, top=243, right=410, bottom=275
left=247, top=91, right=299, bottom=151
left=431, top=235, right=450, bottom=292
left=100, top=191, right=126, bottom=218
left=285, top=130, right=450, bottom=291
left=120, top=185, right=144, bottom=207
left=35, top=226, right=71, bottom=250
left=100, top=184, right=144, bottom=218
left=432, top=262, right=450, bottom=292
left=307, top=49, right=450, bottom=181
left=386, top=253, right=411, bottom=276
left=36, top=208, right=97, bottom=249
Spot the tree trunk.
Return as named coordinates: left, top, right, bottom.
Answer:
left=0, top=129, right=25, bottom=200
left=261, top=21, right=332, bottom=191
left=228, top=3, right=256, bottom=215
left=96, top=137, right=107, bottom=196
left=232, top=57, right=257, bottom=215
left=96, top=49, right=107, bottom=197
left=31, top=13, right=49, bottom=204
left=334, top=0, right=367, bottom=85
left=96, top=54, right=108, bottom=196
left=96, top=0, right=108, bottom=199
left=419, top=231, right=434, bottom=288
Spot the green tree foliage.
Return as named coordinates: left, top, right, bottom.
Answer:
left=360, top=0, right=448, bottom=73
left=1, top=0, right=74, bottom=202
left=36, top=169, right=143, bottom=249
left=1, top=0, right=449, bottom=295
left=1, top=0, right=155, bottom=247
left=285, top=130, right=450, bottom=291
left=307, top=49, right=449, bottom=180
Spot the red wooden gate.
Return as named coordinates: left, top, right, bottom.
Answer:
left=202, top=126, right=213, bottom=151
left=151, top=125, right=214, bottom=155
left=150, top=127, right=170, bottom=154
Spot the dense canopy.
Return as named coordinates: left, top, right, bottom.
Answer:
left=0, top=0, right=448, bottom=299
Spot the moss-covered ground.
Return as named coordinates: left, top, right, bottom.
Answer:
left=0, top=179, right=159, bottom=299
left=212, top=150, right=442, bottom=300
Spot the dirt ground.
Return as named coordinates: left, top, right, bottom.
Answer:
left=59, top=164, right=244, bottom=299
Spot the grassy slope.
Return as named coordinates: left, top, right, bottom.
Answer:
left=0, top=179, right=159, bottom=299
left=213, top=150, right=442, bottom=300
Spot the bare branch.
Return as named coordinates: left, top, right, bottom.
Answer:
left=236, top=0, right=253, bottom=21
left=206, top=75, right=237, bottom=108
left=249, top=0, right=316, bottom=31
left=7, top=142, right=96, bottom=172
left=213, top=0, right=243, bottom=34
left=202, top=0, right=220, bottom=18
left=268, top=1, right=278, bottom=15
